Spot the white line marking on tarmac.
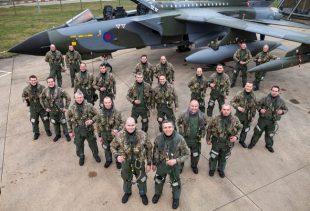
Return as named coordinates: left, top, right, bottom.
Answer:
left=0, top=70, right=12, bottom=78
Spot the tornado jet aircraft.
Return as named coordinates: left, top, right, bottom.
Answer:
left=9, top=0, right=310, bottom=73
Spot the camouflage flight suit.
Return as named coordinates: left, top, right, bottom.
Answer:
left=93, top=72, right=116, bottom=107
left=74, top=71, right=96, bottom=105
left=40, top=86, right=71, bottom=137
left=152, top=82, right=179, bottom=131
left=135, top=62, right=154, bottom=86
left=45, top=50, right=64, bottom=87
left=207, top=72, right=230, bottom=117
left=97, top=107, right=123, bottom=164
left=253, top=51, right=277, bottom=90
left=127, top=81, right=152, bottom=132
left=152, top=131, right=189, bottom=200
left=22, top=83, right=50, bottom=137
left=154, top=62, right=175, bottom=84
left=177, top=110, right=207, bottom=170
left=230, top=90, right=257, bottom=145
left=67, top=101, right=100, bottom=160
left=232, top=48, right=252, bottom=87
left=206, top=114, right=242, bottom=173
left=65, top=50, right=82, bottom=87
left=188, top=75, right=208, bottom=112
left=111, top=129, right=153, bottom=196
left=249, top=94, right=288, bottom=149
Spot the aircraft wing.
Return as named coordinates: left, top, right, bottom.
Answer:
left=247, top=19, right=310, bottom=29
left=175, top=10, right=310, bottom=45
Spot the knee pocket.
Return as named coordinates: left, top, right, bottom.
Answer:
left=208, top=100, right=215, bottom=107
left=154, top=174, right=165, bottom=184
left=210, top=150, right=219, bottom=159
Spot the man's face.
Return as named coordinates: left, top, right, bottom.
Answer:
left=263, top=45, right=269, bottom=53
left=136, top=74, right=144, bottom=83
left=196, top=68, right=203, bottom=76
left=160, top=56, right=167, bottom=64
left=216, top=65, right=224, bottom=74
left=244, top=83, right=253, bottom=92
left=189, top=100, right=199, bottom=113
left=99, top=66, right=106, bottom=73
left=80, top=64, right=87, bottom=72
left=75, top=95, right=84, bottom=104
left=69, top=45, right=74, bottom=51
left=125, top=119, right=136, bottom=134
left=29, top=77, right=38, bottom=86
left=141, top=56, right=147, bottom=64
left=241, top=43, right=247, bottom=50
left=103, top=97, right=112, bottom=109
left=50, top=44, right=56, bottom=51
left=47, top=79, right=55, bottom=88
left=159, top=76, right=166, bottom=85
left=162, top=122, right=174, bottom=136
left=221, top=105, right=231, bottom=116
left=271, top=87, right=280, bottom=97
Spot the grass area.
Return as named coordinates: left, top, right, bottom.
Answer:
left=0, top=0, right=135, bottom=59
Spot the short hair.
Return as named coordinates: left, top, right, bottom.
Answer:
left=74, top=89, right=84, bottom=98
left=46, top=76, right=54, bottom=82
left=136, top=72, right=143, bottom=77
left=99, top=63, right=106, bottom=68
left=162, top=119, right=174, bottom=127
left=80, top=62, right=86, bottom=66
left=217, top=64, right=224, bottom=68
left=271, top=85, right=280, bottom=91
left=158, top=74, right=166, bottom=78
left=29, top=75, right=37, bottom=80
left=141, top=54, right=147, bottom=58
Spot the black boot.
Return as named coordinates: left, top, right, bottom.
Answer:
left=79, top=157, right=85, bottom=166
left=116, top=161, right=122, bottom=169
left=94, top=155, right=101, bottom=163
left=33, top=133, right=40, bottom=140
left=122, top=193, right=132, bottom=203
left=209, top=170, right=215, bottom=177
left=172, top=198, right=179, bottom=209
left=46, top=130, right=52, bottom=137
left=53, top=135, right=61, bottom=142
left=152, top=194, right=161, bottom=204
left=140, top=194, right=148, bottom=205
left=192, top=166, right=198, bottom=174
left=104, top=161, right=112, bottom=168
left=65, top=134, right=71, bottom=142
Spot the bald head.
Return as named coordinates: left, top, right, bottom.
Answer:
left=125, top=117, right=136, bottom=133
left=189, top=99, right=199, bottom=114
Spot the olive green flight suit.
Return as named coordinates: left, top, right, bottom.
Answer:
left=253, top=51, right=277, bottom=90
left=40, top=86, right=71, bottom=137
left=111, top=129, right=153, bottom=195
left=45, top=50, right=64, bottom=87
left=188, top=75, right=208, bottom=112
left=22, top=83, right=50, bottom=136
left=249, top=94, right=288, bottom=148
left=152, top=132, right=189, bottom=200
left=177, top=110, right=207, bottom=169
left=207, top=72, right=230, bottom=117
left=127, top=81, right=152, bottom=132
left=152, top=82, right=179, bottom=131
left=232, top=48, right=252, bottom=87
left=65, top=50, right=82, bottom=87
left=154, top=62, right=175, bottom=84
left=93, top=72, right=116, bottom=107
left=135, top=62, right=154, bottom=86
left=67, top=101, right=99, bottom=160
left=97, top=107, right=123, bottom=163
left=74, top=71, right=96, bottom=105
left=206, top=115, right=242, bottom=173
left=230, top=90, right=257, bottom=144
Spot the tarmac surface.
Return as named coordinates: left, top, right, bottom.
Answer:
left=0, top=37, right=309, bottom=210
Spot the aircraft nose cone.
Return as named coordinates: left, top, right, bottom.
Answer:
left=9, top=30, right=50, bottom=55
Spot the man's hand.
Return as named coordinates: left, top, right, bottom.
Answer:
left=210, top=82, right=216, bottom=88
left=240, top=61, right=246, bottom=65
left=229, top=136, right=238, bottom=143
left=117, top=156, right=125, bottom=163
left=260, top=108, right=266, bottom=114
left=98, top=137, right=103, bottom=144
left=152, top=165, right=157, bottom=172
left=46, top=108, right=51, bottom=112
left=111, top=129, right=118, bottom=136
left=207, top=140, right=212, bottom=145
left=146, top=165, right=151, bottom=173
left=175, top=107, right=179, bottom=112
left=69, top=132, right=74, bottom=138
left=100, top=87, right=106, bottom=92
left=276, top=109, right=283, bottom=115
left=166, top=159, right=177, bottom=166
left=134, top=100, right=141, bottom=105
left=238, top=107, right=245, bottom=112
left=62, top=108, right=67, bottom=112
left=85, top=119, right=93, bottom=126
